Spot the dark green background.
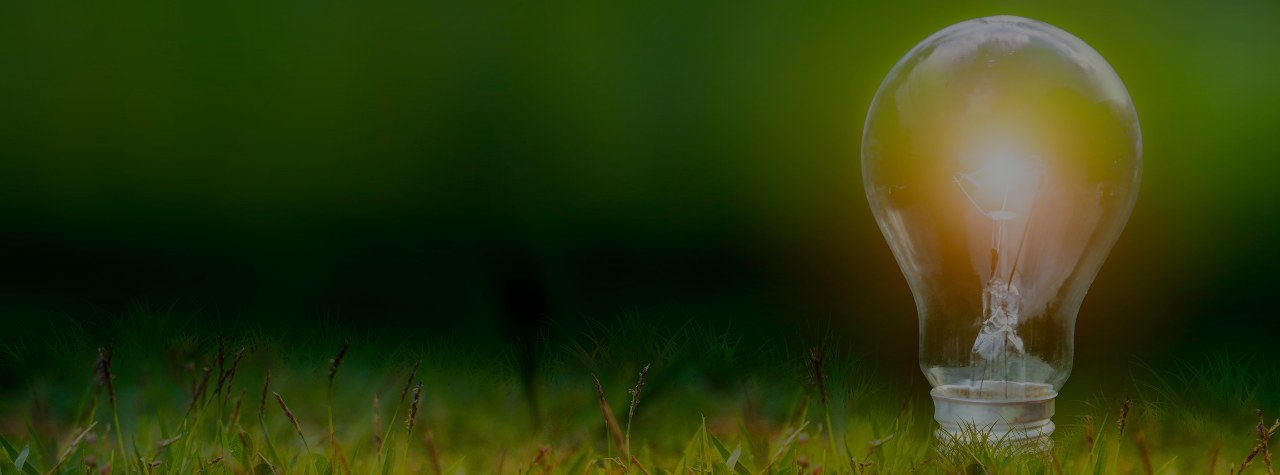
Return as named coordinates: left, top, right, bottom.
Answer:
left=1, top=0, right=1277, bottom=378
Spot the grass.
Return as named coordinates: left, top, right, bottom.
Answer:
left=0, top=307, right=1276, bottom=475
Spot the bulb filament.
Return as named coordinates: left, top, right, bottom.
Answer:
left=953, top=158, right=1046, bottom=399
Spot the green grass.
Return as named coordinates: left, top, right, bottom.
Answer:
left=0, top=307, right=1276, bottom=475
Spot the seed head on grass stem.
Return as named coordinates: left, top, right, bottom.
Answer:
left=275, top=391, right=316, bottom=475
left=275, top=392, right=305, bottom=438
left=96, top=348, right=116, bottom=408
left=1117, top=398, right=1132, bottom=437
left=326, top=340, right=350, bottom=463
left=96, top=348, right=126, bottom=475
left=406, top=381, right=423, bottom=436
left=401, top=357, right=423, bottom=404
left=223, top=349, right=245, bottom=403
left=625, top=365, right=650, bottom=458
left=329, top=340, right=350, bottom=388
left=259, top=370, right=271, bottom=419
left=628, top=365, right=649, bottom=419
left=591, top=374, right=628, bottom=460
left=1254, top=409, right=1278, bottom=475
left=213, top=349, right=244, bottom=402
left=377, top=355, right=422, bottom=462
left=1085, top=416, right=1095, bottom=453
left=808, top=344, right=827, bottom=407
left=523, top=444, right=551, bottom=475
left=1237, top=446, right=1263, bottom=475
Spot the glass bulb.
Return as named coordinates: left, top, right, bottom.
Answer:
left=861, top=16, right=1141, bottom=442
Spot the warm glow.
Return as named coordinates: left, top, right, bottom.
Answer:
left=862, top=15, right=1142, bottom=442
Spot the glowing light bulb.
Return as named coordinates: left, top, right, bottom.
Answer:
left=861, top=16, right=1141, bottom=442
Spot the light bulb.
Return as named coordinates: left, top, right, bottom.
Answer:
left=861, top=16, right=1141, bottom=442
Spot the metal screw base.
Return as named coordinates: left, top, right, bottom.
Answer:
left=931, top=382, right=1056, bottom=445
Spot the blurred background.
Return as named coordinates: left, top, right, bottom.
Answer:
left=0, top=0, right=1277, bottom=391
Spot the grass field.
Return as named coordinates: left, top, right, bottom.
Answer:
left=0, top=307, right=1276, bottom=475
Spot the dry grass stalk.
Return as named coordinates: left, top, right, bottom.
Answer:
left=401, top=357, right=423, bottom=404
left=275, top=392, right=305, bottom=439
left=406, top=381, right=423, bottom=436
left=630, top=456, right=653, bottom=475
left=208, top=456, right=224, bottom=466
left=423, top=430, right=442, bottom=475
left=259, top=370, right=271, bottom=419
left=80, top=385, right=102, bottom=428
left=337, top=443, right=353, bottom=475
left=866, top=434, right=894, bottom=458
left=329, top=340, right=351, bottom=387
left=1118, top=398, right=1132, bottom=437
left=1135, top=429, right=1153, bottom=475
left=1209, top=444, right=1221, bottom=475
left=1086, top=415, right=1096, bottom=453
left=152, top=435, right=182, bottom=458
left=787, top=394, right=810, bottom=430
left=42, top=421, right=99, bottom=475
left=336, top=443, right=352, bottom=475
left=591, top=374, right=628, bottom=459
left=373, top=395, right=383, bottom=454
left=257, top=454, right=278, bottom=475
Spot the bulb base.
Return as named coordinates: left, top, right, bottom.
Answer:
left=931, top=382, right=1055, bottom=446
